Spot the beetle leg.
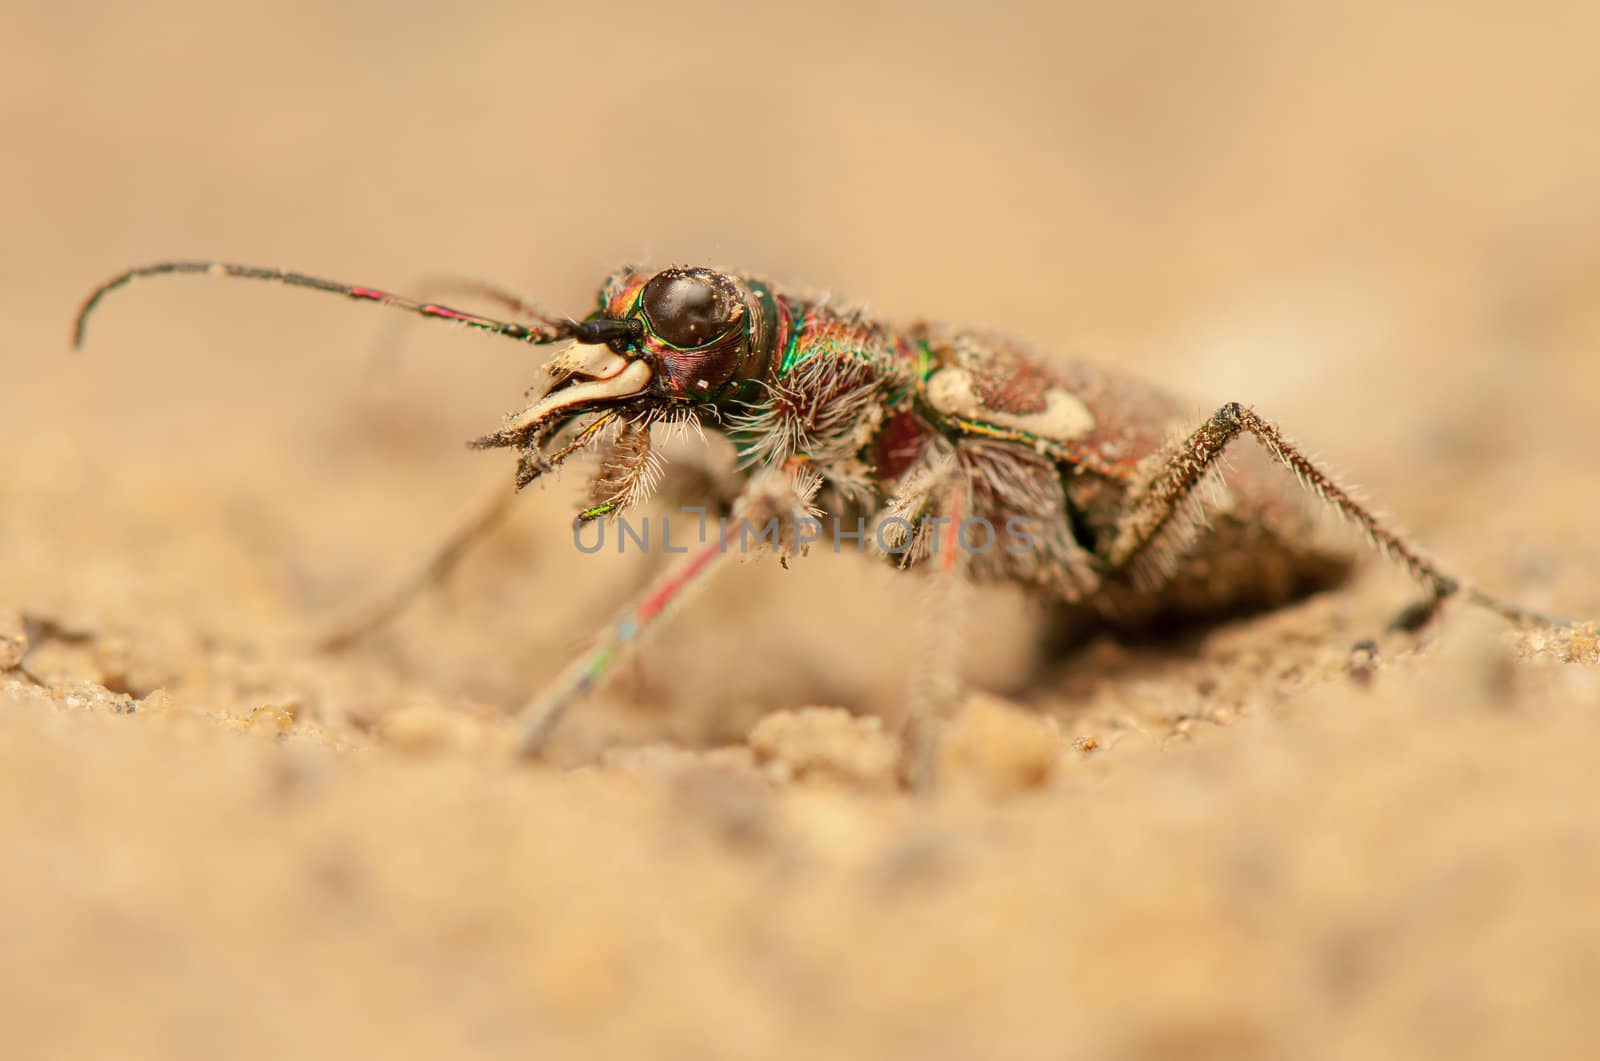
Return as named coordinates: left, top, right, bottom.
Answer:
left=1106, top=402, right=1562, bottom=629
left=316, top=481, right=519, bottom=652
left=511, top=463, right=820, bottom=759
left=869, top=449, right=976, bottom=789
left=316, top=416, right=616, bottom=652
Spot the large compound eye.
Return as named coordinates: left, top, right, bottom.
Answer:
left=640, top=268, right=738, bottom=348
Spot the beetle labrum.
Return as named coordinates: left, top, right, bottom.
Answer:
left=73, top=261, right=1566, bottom=765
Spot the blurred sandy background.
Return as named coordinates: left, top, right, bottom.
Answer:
left=4, top=1, right=1600, bottom=1058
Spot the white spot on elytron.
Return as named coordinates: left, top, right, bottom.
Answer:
left=926, top=367, right=1095, bottom=441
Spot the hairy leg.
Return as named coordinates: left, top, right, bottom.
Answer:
left=316, top=483, right=519, bottom=652
left=872, top=447, right=999, bottom=789
left=512, top=464, right=820, bottom=759
left=899, top=469, right=975, bottom=791
left=1107, top=401, right=1563, bottom=629
left=317, top=274, right=579, bottom=649
left=319, top=413, right=747, bottom=652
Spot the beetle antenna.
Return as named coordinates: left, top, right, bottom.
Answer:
left=573, top=318, right=645, bottom=344
left=73, top=260, right=590, bottom=350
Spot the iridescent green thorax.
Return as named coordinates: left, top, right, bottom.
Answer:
left=776, top=302, right=810, bottom=376
left=768, top=298, right=908, bottom=382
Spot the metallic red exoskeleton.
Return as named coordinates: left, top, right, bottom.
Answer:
left=74, top=261, right=1563, bottom=767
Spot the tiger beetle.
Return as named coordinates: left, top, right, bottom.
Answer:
left=73, top=261, right=1569, bottom=777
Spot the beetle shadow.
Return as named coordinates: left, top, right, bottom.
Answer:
left=1017, top=557, right=1362, bottom=704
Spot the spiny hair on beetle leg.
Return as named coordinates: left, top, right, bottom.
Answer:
left=1118, top=436, right=1228, bottom=593
left=585, top=421, right=665, bottom=519
left=1200, top=440, right=1240, bottom=512
left=1131, top=466, right=1224, bottom=592
left=1284, top=449, right=1390, bottom=549
left=955, top=441, right=1103, bottom=599
left=872, top=446, right=962, bottom=569
left=1267, top=434, right=1440, bottom=583
left=732, top=466, right=824, bottom=561
left=816, top=461, right=878, bottom=513
left=959, top=440, right=1064, bottom=517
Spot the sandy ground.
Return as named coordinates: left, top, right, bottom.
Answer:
left=4, top=2, right=1600, bottom=1058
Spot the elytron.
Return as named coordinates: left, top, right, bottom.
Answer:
left=73, top=260, right=1565, bottom=765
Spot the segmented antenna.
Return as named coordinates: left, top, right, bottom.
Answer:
left=72, top=260, right=583, bottom=350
